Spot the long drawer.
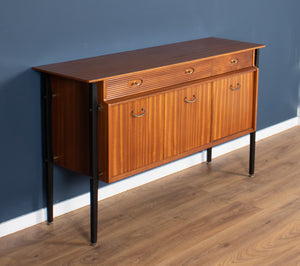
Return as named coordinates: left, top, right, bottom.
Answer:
left=104, top=50, right=253, bottom=100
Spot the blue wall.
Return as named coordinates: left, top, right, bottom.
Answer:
left=1, top=0, right=300, bottom=223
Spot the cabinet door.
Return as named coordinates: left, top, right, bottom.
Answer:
left=212, top=71, right=254, bottom=141
left=164, top=82, right=211, bottom=159
left=108, top=94, right=164, bottom=178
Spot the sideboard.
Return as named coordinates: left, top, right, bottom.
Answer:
left=33, top=37, right=265, bottom=244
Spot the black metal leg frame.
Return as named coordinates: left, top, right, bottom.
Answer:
left=206, top=147, right=212, bottom=163
left=89, top=82, right=99, bottom=245
left=249, top=132, right=256, bottom=177
left=207, top=131, right=256, bottom=177
left=41, top=77, right=99, bottom=244
left=41, top=73, right=54, bottom=224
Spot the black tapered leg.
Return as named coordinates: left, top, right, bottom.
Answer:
left=89, top=83, right=99, bottom=244
left=249, top=132, right=256, bottom=177
left=41, top=73, right=54, bottom=224
left=90, top=174, right=99, bottom=244
left=207, top=147, right=212, bottom=163
left=249, top=50, right=259, bottom=177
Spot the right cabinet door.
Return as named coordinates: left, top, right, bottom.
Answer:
left=212, top=71, right=255, bottom=141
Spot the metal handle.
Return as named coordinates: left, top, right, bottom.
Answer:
left=230, top=83, right=241, bottom=91
left=129, top=79, right=143, bottom=87
left=132, top=108, right=146, bottom=118
left=184, top=95, right=197, bottom=103
left=230, top=58, right=239, bottom=64
left=185, top=68, right=194, bottom=74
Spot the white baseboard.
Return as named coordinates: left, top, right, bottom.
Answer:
left=1, top=117, right=299, bottom=238
left=297, top=104, right=300, bottom=125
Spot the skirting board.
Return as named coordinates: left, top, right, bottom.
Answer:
left=1, top=117, right=299, bottom=238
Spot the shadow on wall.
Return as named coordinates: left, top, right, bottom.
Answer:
left=298, top=51, right=300, bottom=118
left=0, top=68, right=109, bottom=222
left=298, top=82, right=300, bottom=118
left=0, top=69, right=44, bottom=221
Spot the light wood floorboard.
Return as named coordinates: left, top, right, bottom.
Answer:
left=1, top=126, right=300, bottom=265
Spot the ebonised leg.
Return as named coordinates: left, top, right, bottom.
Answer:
left=89, top=83, right=99, bottom=244
left=249, top=49, right=259, bottom=177
left=41, top=73, right=54, bottom=224
left=207, top=147, right=212, bottom=163
left=90, top=176, right=99, bottom=244
left=45, top=160, right=54, bottom=224
left=249, top=132, right=256, bottom=177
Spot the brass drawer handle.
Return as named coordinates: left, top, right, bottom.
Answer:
left=132, top=108, right=146, bottom=118
left=129, top=79, right=143, bottom=87
left=230, top=83, right=241, bottom=91
left=184, top=95, right=197, bottom=103
left=230, top=58, right=239, bottom=64
left=185, top=68, right=194, bottom=74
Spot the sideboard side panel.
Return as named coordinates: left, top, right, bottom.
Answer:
left=51, top=76, right=90, bottom=176
left=252, top=68, right=259, bottom=131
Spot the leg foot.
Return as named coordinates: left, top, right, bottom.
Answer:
left=90, top=177, right=98, bottom=244
left=207, top=148, right=212, bottom=164
left=249, top=132, right=256, bottom=177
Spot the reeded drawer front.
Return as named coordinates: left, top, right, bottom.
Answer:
left=212, top=50, right=253, bottom=75
left=104, top=50, right=253, bottom=100
left=105, top=59, right=213, bottom=100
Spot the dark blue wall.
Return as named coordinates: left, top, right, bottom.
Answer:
left=1, top=0, right=300, bottom=223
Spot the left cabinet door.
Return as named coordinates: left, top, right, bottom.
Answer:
left=107, top=94, right=165, bottom=180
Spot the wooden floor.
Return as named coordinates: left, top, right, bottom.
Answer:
left=1, top=126, right=300, bottom=265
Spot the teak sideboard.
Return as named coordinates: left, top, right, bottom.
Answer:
left=33, top=37, right=265, bottom=244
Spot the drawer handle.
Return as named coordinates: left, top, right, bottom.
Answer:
left=129, top=79, right=143, bottom=87
left=230, top=83, right=241, bottom=91
left=184, top=95, right=197, bottom=103
left=230, top=58, right=239, bottom=64
left=185, top=68, right=194, bottom=74
left=132, top=108, right=146, bottom=118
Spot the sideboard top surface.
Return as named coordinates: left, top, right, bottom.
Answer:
left=33, top=37, right=264, bottom=83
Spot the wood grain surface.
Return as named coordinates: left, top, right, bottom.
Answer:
left=51, top=75, right=90, bottom=176
left=108, top=94, right=165, bottom=179
left=39, top=37, right=263, bottom=184
left=212, top=70, right=255, bottom=141
left=49, top=68, right=258, bottom=183
left=164, top=81, right=211, bottom=158
left=33, top=38, right=264, bottom=83
left=104, top=50, right=252, bottom=100
left=1, top=126, right=299, bottom=265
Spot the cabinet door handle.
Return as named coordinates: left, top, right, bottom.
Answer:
left=131, top=108, right=146, bottom=118
left=129, top=79, right=143, bottom=87
left=230, top=83, right=241, bottom=91
left=230, top=58, right=239, bottom=64
left=184, top=95, right=197, bottom=103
